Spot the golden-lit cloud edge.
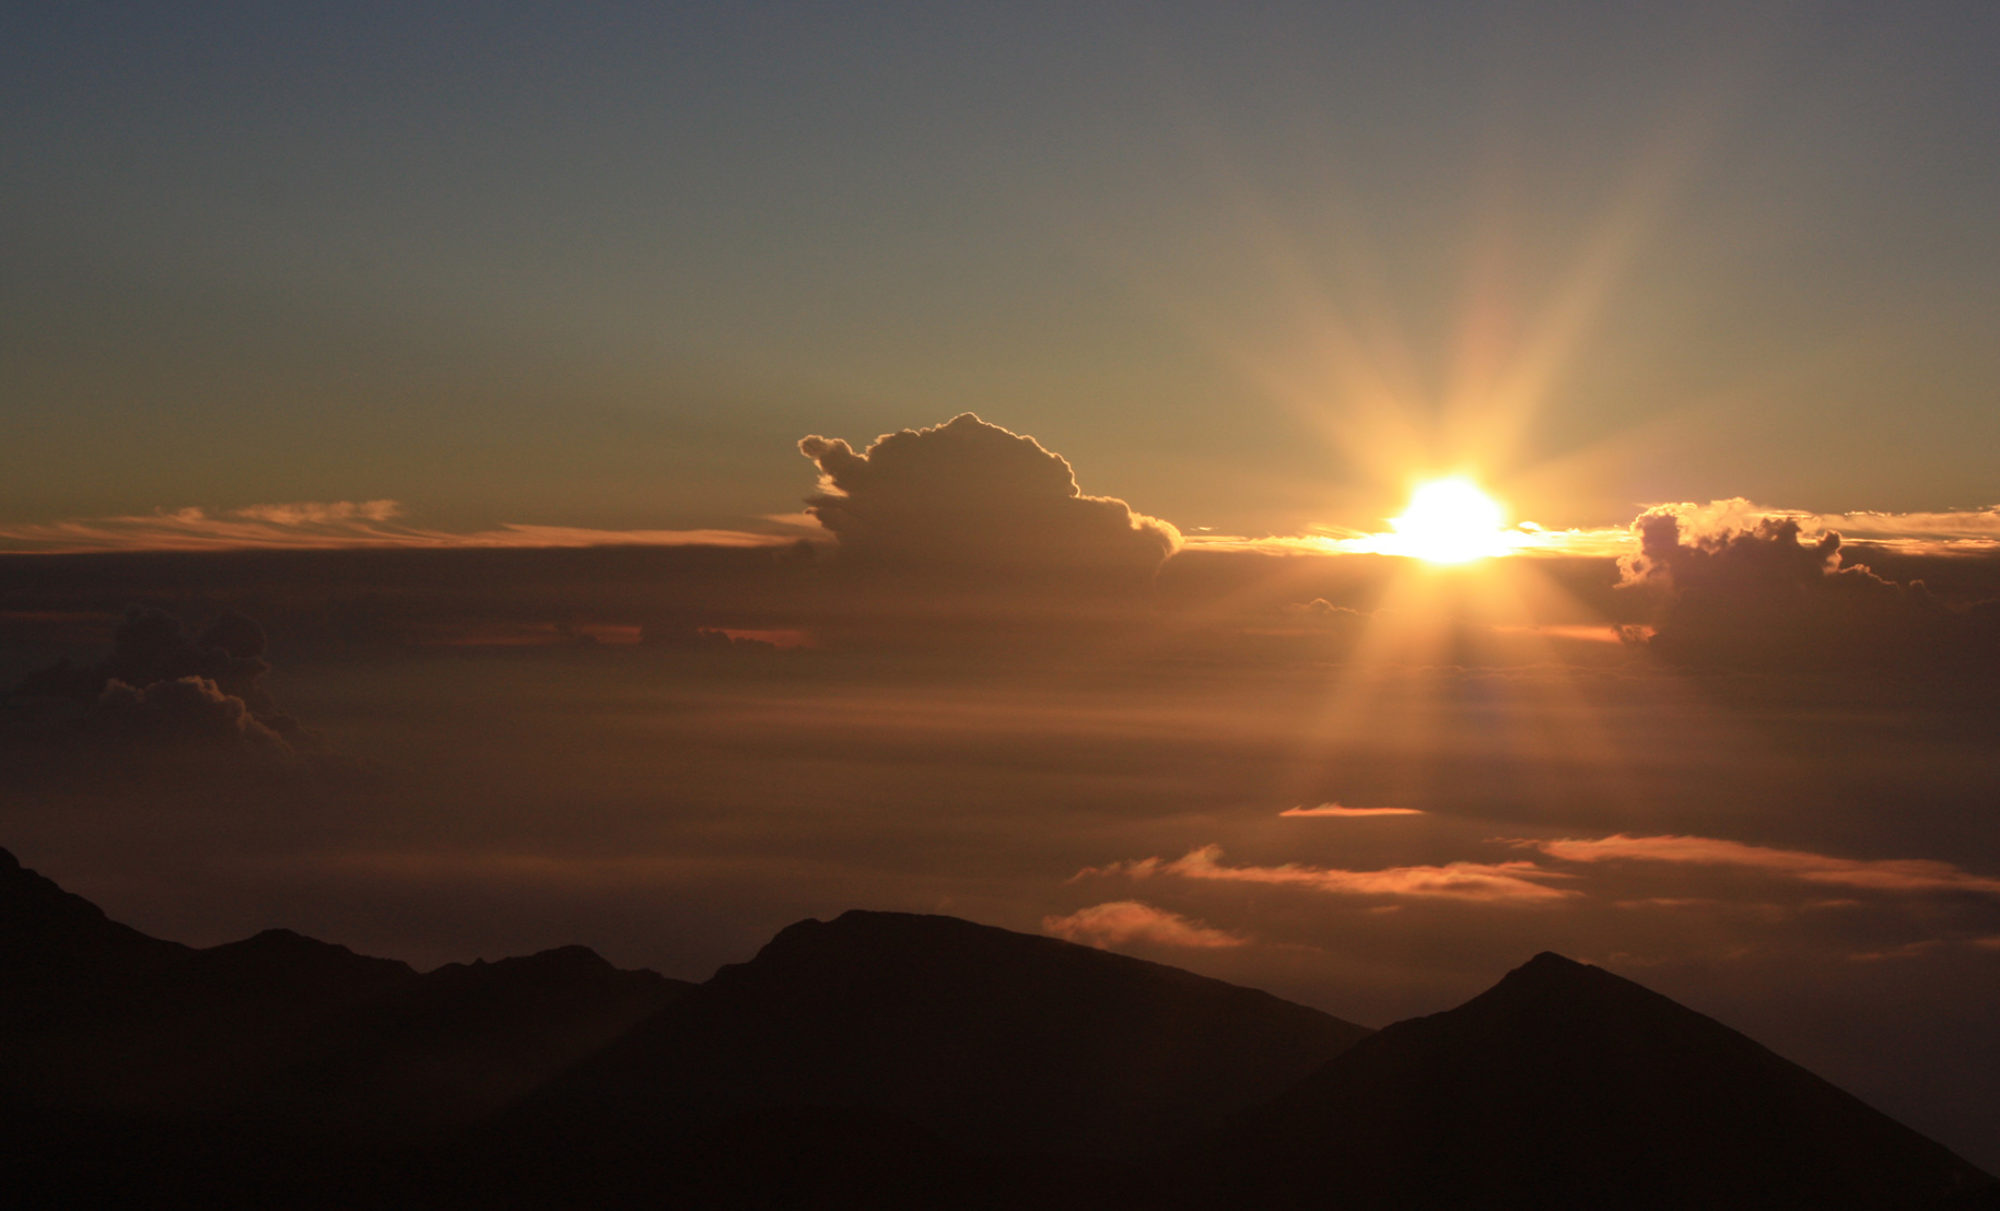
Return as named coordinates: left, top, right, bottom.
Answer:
left=1074, top=844, right=1576, bottom=904
left=1515, top=834, right=2000, bottom=897
left=1186, top=500, right=2000, bottom=561
left=1042, top=900, right=1247, bottom=949
left=0, top=501, right=810, bottom=554
left=1178, top=525, right=1636, bottom=559
left=1280, top=804, right=1425, bottom=818
left=5, top=487, right=1995, bottom=561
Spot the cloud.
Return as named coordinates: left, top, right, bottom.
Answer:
left=1180, top=502, right=2000, bottom=564
left=1042, top=901, right=1247, bottom=949
left=798, top=414, right=1178, bottom=582
left=1517, top=834, right=2000, bottom=898
left=1615, top=502, right=2000, bottom=671
left=1280, top=804, right=1424, bottom=818
left=1075, top=844, right=1574, bottom=903
left=1180, top=524, right=1638, bottom=559
left=1848, top=940, right=1948, bottom=963
left=11, top=607, right=309, bottom=751
left=0, top=501, right=798, bottom=554
left=89, top=676, right=295, bottom=756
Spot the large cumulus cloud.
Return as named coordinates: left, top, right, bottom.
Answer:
left=1618, top=504, right=2000, bottom=674
left=797, top=414, right=1178, bottom=585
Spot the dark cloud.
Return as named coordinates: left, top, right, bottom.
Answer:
left=1618, top=505, right=2000, bottom=676
left=5, top=607, right=318, bottom=772
left=88, top=675, right=296, bottom=756
left=798, top=414, right=1178, bottom=585
left=13, top=607, right=301, bottom=737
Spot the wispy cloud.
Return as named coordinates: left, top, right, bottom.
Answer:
left=1075, top=844, right=1574, bottom=903
left=1280, top=803, right=1424, bottom=818
left=1042, top=900, right=1246, bottom=949
left=0, top=501, right=801, bottom=554
left=1516, top=834, right=2000, bottom=897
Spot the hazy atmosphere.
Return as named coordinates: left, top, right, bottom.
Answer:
left=5, top=0, right=1998, bottom=1182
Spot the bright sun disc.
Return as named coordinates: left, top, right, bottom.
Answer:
left=1385, top=478, right=1509, bottom=564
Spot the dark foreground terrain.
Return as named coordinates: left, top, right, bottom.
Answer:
left=2, top=847, right=1992, bottom=1209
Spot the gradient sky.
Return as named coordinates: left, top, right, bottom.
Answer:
left=6, top=1, right=1998, bottom=539
left=5, top=0, right=2000, bottom=1171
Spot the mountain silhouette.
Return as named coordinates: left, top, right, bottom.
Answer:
left=522, top=909, right=1370, bottom=1157
left=2, top=848, right=1993, bottom=1209
left=1204, top=951, right=1994, bottom=1209
left=0, top=847, right=686, bottom=1140
left=0, top=845, right=188, bottom=1010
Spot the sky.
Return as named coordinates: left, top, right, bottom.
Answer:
left=4, top=0, right=2000, bottom=1173
left=6, top=1, right=1999, bottom=539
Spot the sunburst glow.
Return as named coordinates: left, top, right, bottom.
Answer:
left=1383, top=478, right=1510, bottom=564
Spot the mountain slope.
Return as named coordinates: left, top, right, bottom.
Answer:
left=528, top=909, right=1372, bottom=1159
left=0, top=847, right=688, bottom=1136
left=1206, top=951, right=1994, bottom=1209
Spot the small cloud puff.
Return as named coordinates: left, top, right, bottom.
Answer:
left=1042, top=900, right=1247, bottom=949
left=798, top=413, right=1178, bottom=582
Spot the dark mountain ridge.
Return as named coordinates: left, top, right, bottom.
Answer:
left=2, top=848, right=1992, bottom=1209
left=521, top=909, right=1370, bottom=1158
left=1206, top=951, right=1994, bottom=1209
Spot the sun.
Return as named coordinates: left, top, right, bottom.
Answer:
left=1383, top=477, right=1510, bottom=564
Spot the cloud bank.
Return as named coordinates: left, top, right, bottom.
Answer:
left=0, top=501, right=797, bottom=554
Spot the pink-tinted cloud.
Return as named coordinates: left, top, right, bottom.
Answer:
left=0, top=501, right=800, bottom=554
left=1280, top=804, right=1424, bottom=818
left=1518, top=834, right=2000, bottom=897
left=1041, top=900, right=1247, bottom=949
left=1075, top=844, right=1574, bottom=903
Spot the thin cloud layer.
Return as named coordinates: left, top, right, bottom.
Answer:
left=0, top=501, right=796, bottom=554
left=1280, top=804, right=1424, bottom=818
left=798, top=414, right=1179, bottom=581
left=1042, top=900, right=1247, bottom=949
left=1076, top=844, right=1575, bottom=903
left=1520, top=834, right=2000, bottom=898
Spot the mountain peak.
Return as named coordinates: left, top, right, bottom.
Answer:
left=1211, top=949, right=1993, bottom=1208
left=1496, top=950, right=1604, bottom=989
